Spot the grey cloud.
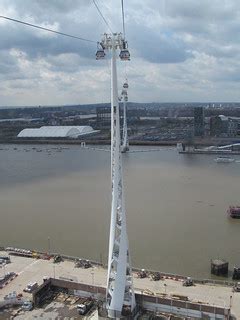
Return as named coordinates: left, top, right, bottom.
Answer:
left=47, top=53, right=100, bottom=73
left=211, top=65, right=240, bottom=83
left=0, top=0, right=101, bottom=60
left=1, top=0, right=240, bottom=104
left=161, top=0, right=240, bottom=61
left=165, top=0, right=238, bottom=21
left=0, top=51, right=19, bottom=74
left=128, top=24, right=193, bottom=63
left=163, top=0, right=240, bottom=45
left=0, top=20, right=96, bottom=60
left=1, top=0, right=90, bottom=22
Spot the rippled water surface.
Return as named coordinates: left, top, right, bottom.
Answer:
left=0, top=144, right=240, bottom=278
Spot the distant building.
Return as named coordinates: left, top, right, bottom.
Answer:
left=194, top=107, right=205, bottom=137
left=97, top=106, right=124, bottom=126
left=97, top=107, right=111, bottom=125
left=210, top=115, right=239, bottom=137
left=210, top=116, right=225, bottom=136
left=17, top=126, right=98, bottom=138
left=228, top=118, right=239, bottom=136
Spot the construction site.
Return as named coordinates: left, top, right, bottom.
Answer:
left=0, top=248, right=238, bottom=319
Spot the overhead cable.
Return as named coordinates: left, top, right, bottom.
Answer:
left=121, top=0, right=126, bottom=38
left=0, top=15, right=96, bottom=43
left=92, top=0, right=113, bottom=34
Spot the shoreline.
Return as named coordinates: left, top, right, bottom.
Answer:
left=1, top=246, right=236, bottom=287
left=0, top=139, right=177, bottom=146
left=180, top=150, right=240, bottom=155
left=1, top=138, right=240, bottom=148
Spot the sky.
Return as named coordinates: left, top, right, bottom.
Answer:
left=0, top=0, right=240, bottom=106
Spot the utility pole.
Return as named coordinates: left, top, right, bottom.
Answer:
left=96, top=33, right=135, bottom=318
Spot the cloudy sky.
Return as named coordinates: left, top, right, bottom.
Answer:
left=0, top=0, right=240, bottom=106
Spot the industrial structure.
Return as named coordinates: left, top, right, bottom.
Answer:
left=96, top=33, right=136, bottom=318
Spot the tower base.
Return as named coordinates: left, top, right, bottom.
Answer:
left=98, top=304, right=137, bottom=319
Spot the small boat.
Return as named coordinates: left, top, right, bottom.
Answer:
left=228, top=206, right=240, bottom=219
left=214, top=157, right=235, bottom=163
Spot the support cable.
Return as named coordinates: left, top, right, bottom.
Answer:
left=120, top=0, right=128, bottom=81
left=121, top=0, right=126, bottom=38
left=0, top=15, right=96, bottom=43
left=92, top=0, right=114, bottom=34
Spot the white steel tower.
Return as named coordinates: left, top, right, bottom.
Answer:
left=121, top=81, right=129, bottom=153
left=96, top=33, right=135, bottom=318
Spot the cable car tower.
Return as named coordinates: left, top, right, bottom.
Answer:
left=120, top=81, right=129, bottom=153
left=96, top=33, right=135, bottom=318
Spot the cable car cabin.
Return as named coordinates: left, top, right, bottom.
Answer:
left=123, top=82, right=128, bottom=89
left=119, top=49, right=130, bottom=61
left=96, top=49, right=105, bottom=60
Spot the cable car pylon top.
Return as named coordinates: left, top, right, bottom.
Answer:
left=95, top=33, right=130, bottom=61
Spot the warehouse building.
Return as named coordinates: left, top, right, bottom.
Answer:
left=17, top=126, right=98, bottom=138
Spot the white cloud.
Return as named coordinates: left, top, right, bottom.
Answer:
left=0, top=0, right=240, bottom=105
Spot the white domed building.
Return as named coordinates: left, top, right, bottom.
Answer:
left=17, top=126, right=98, bottom=138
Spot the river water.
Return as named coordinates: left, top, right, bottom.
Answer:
left=0, top=144, right=240, bottom=278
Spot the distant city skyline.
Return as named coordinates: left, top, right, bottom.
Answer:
left=0, top=0, right=240, bottom=106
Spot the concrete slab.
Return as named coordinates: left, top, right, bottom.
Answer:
left=0, top=251, right=239, bottom=318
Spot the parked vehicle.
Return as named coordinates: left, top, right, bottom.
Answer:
left=0, top=256, right=11, bottom=264
left=233, top=282, right=240, bottom=292
left=23, top=282, right=38, bottom=293
left=0, top=272, right=16, bottom=289
left=137, top=269, right=147, bottom=279
left=150, top=272, right=161, bottom=281
left=77, top=299, right=93, bottom=315
left=22, top=301, right=33, bottom=311
left=53, top=255, right=63, bottom=263
left=183, top=277, right=194, bottom=287
left=232, top=267, right=240, bottom=280
left=74, top=259, right=92, bottom=269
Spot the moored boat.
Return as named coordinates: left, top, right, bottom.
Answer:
left=228, top=206, right=240, bottom=218
left=214, top=157, right=235, bottom=163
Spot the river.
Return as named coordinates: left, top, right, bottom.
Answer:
left=0, top=144, right=240, bottom=278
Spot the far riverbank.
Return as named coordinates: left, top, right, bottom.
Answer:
left=0, top=139, right=177, bottom=146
